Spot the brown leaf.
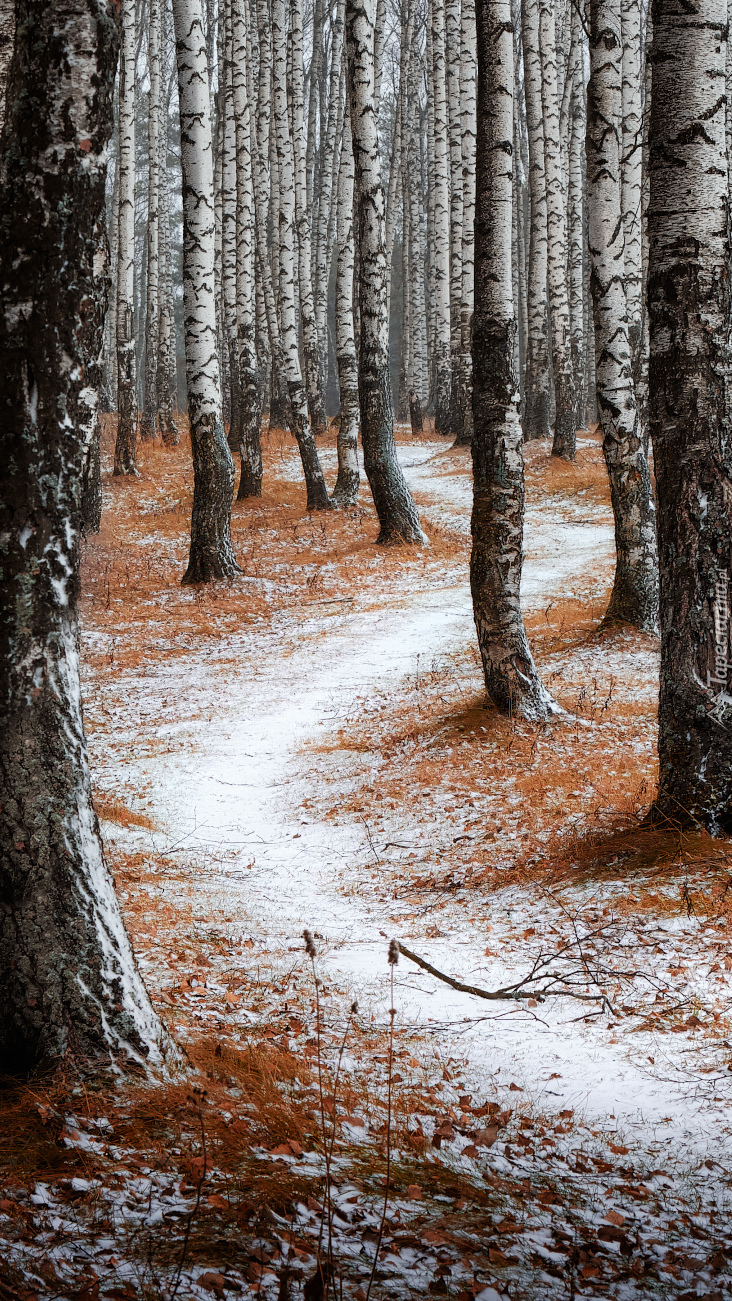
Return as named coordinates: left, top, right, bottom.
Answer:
left=197, top=1274, right=226, bottom=1298
left=407, top=1184, right=423, bottom=1199
left=604, top=1210, right=625, bottom=1226
left=608, top=1143, right=629, bottom=1155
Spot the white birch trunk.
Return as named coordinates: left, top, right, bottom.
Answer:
left=171, top=0, right=241, bottom=581
left=455, top=0, right=476, bottom=444
left=471, top=0, right=553, bottom=720
left=345, top=0, right=426, bottom=543
left=539, top=0, right=575, bottom=460
left=291, top=0, right=328, bottom=435
left=332, top=104, right=360, bottom=505
left=621, top=0, right=643, bottom=388
left=230, top=0, right=261, bottom=497
left=587, top=0, right=657, bottom=631
left=430, top=0, right=452, bottom=433
left=314, top=0, right=345, bottom=364
left=113, top=0, right=138, bottom=474
left=272, top=0, right=331, bottom=508
left=141, top=0, right=162, bottom=443
left=157, top=46, right=180, bottom=446
left=446, top=0, right=463, bottom=430
left=567, top=6, right=585, bottom=430
left=520, top=0, right=550, bottom=440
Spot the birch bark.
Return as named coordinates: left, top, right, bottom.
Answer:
left=648, top=0, right=732, bottom=831
left=539, top=0, right=575, bottom=460
left=346, top=0, right=426, bottom=543
left=0, top=0, right=13, bottom=136
left=272, top=0, right=331, bottom=508
left=157, top=51, right=179, bottom=446
left=314, top=0, right=345, bottom=366
left=621, top=0, right=644, bottom=394
left=291, top=0, right=328, bottom=437
left=520, top=0, right=551, bottom=441
left=454, top=0, right=476, bottom=445
left=231, top=0, right=262, bottom=497
left=430, top=0, right=452, bottom=433
left=587, top=0, right=658, bottom=632
left=332, top=105, right=360, bottom=506
left=471, top=0, right=553, bottom=719
left=0, top=0, right=178, bottom=1072
left=446, top=0, right=463, bottom=429
left=141, top=0, right=162, bottom=443
left=172, top=0, right=241, bottom=581
left=113, top=0, right=138, bottom=474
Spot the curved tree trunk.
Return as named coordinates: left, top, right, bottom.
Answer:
left=333, top=104, right=360, bottom=507
left=113, top=0, right=138, bottom=475
left=471, top=0, right=554, bottom=721
left=520, top=0, right=551, bottom=441
left=587, top=0, right=658, bottom=633
left=648, top=0, right=732, bottom=832
left=0, top=0, right=177, bottom=1075
left=172, top=0, right=241, bottom=582
left=345, top=0, right=427, bottom=544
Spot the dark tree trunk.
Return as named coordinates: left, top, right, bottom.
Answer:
left=648, top=0, right=732, bottom=832
left=471, top=0, right=554, bottom=721
left=0, top=0, right=177, bottom=1074
left=81, top=421, right=103, bottom=536
left=409, top=388, right=424, bottom=435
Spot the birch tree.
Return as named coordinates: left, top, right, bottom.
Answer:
left=0, top=0, right=177, bottom=1072
left=587, top=0, right=657, bottom=632
left=231, top=0, right=262, bottom=497
left=647, top=0, right=732, bottom=831
left=446, top=0, right=463, bottom=424
left=345, top=0, right=427, bottom=543
left=621, top=0, right=644, bottom=397
left=332, top=105, right=360, bottom=506
left=272, top=0, right=331, bottom=509
left=171, top=0, right=241, bottom=580
left=539, top=0, right=575, bottom=460
left=430, top=0, right=453, bottom=433
left=471, top=0, right=553, bottom=719
left=141, top=0, right=163, bottom=444
left=157, top=49, right=180, bottom=447
left=113, top=0, right=138, bottom=475
left=454, top=0, right=476, bottom=446
left=521, top=0, right=551, bottom=440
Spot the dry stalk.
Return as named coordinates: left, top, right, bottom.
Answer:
left=365, top=940, right=399, bottom=1301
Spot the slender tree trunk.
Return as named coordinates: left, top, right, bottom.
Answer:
left=157, top=57, right=180, bottom=447
left=291, top=0, right=328, bottom=437
left=0, top=0, right=178, bottom=1074
left=446, top=0, right=463, bottom=432
left=430, top=0, right=452, bottom=433
left=221, top=3, right=241, bottom=452
left=346, top=0, right=427, bottom=544
left=471, top=0, right=553, bottom=720
left=587, top=0, right=658, bottom=633
left=114, top=0, right=138, bottom=474
left=272, top=0, right=331, bottom=508
left=454, top=0, right=476, bottom=446
left=539, top=0, right=575, bottom=460
left=521, top=0, right=551, bottom=440
left=333, top=104, right=360, bottom=506
left=314, top=0, right=345, bottom=369
left=648, top=0, right=732, bottom=831
left=567, top=14, right=585, bottom=430
left=141, top=0, right=163, bottom=444
left=0, top=0, right=14, bottom=136
left=621, top=0, right=644, bottom=403
left=172, top=0, right=241, bottom=581
left=231, top=0, right=262, bottom=497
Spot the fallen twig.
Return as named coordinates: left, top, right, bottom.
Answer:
left=397, top=942, right=615, bottom=1007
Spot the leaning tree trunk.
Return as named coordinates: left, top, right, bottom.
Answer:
left=113, top=0, right=138, bottom=475
left=540, top=0, right=575, bottom=460
left=0, top=0, right=178, bottom=1074
left=471, top=0, right=554, bottom=720
left=332, top=104, right=360, bottom=506
left=648, top=0, right=732, bottom=832
left=345, top=0, right=427, bottom=544
left=141, top=0, right=162, bottom=444
left=520, top=0, right=551, bottom=441
left=430, top=0, right=453, bottom=434
left=172, top=0, right=241, bottom=581
left=587, top=0, right=658, bottom=633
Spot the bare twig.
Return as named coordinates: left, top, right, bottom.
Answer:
left=397, top=942, right=614, bottom=1007
left=366, top=941, right=399, bottom=1301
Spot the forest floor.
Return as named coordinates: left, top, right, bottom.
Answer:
left=2, top=419, right=732, bottom=1300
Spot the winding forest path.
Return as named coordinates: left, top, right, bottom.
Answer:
left=82, top=425, right=731, bottom=1202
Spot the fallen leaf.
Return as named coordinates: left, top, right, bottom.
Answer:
left=407, top=1183, right=423, bottom=1199
left=197, top=1273, right=225, bottom=1298
left=608, top=1143, right=629, bottom=1155
left=605, top=1210, right=625, bottom=1226
left=509, top=1082, right=523, bottom=1092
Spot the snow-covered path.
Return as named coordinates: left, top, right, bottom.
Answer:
left=85, top=440, right=731, bottom=1172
